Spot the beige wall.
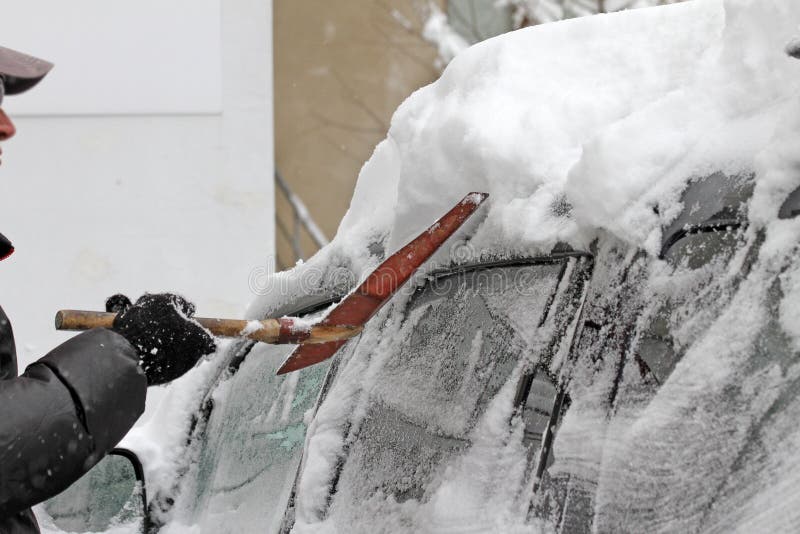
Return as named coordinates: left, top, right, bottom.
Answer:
left=274, top=0, right=442, bottom=269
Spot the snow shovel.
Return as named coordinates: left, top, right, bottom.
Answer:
left=55, top=192, right=489, bottom=374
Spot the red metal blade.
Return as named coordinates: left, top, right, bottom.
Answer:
left=276, top=192, right=489, bottom=375
left=276, top=340, right=347, bottom=375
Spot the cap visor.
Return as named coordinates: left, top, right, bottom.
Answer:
left=0, top=46, right=53, bottom=94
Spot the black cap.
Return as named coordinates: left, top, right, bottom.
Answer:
left=0, top=45, right=54, bottom=95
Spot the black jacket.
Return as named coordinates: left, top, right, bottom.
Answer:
left=0, top=301, right=147, bottom=533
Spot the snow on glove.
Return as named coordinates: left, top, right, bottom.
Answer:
left=108, top=293, right=217, bottom=386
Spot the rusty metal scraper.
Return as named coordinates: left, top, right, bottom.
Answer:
left=275, top=192, right=488, bottom=374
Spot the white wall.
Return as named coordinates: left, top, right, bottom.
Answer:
left=3, top=0, right=223, bottom=115
left=0, top=0, right=274, bottom=367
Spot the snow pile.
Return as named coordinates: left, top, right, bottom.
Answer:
left=257, top=0, right=799, bottom=295
left=270, top=0, right=800, bottom=532
left=384, top=0, right=798, bottom=257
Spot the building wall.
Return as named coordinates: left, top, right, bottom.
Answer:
left=273, top=0, right=442, bottom=269
left=0, top=0, right=274, bottom=367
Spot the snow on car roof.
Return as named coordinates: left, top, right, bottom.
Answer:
left=245, top=0, right=800, bottom=321
left=350, top=0, right=798, bottom=259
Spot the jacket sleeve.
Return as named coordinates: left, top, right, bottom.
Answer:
left=0, top=328, right=146, bottom=515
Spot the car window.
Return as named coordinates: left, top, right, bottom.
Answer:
left=778, top=184, right=800, bottom=219
left=297, top=257, right=591, bottom=524
left=662, top=226, right=744, bottom=270
left=659, top=171, right=753, bottom=257
left=40, top=452, right=144, bottom=533
left=638, top=225, right=750, bottom=386
left=171, top=297, right=342, bottom=531
left=641, top=172, right=754, bottom=384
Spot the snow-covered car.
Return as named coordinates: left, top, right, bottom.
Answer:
left=40, top=0, right=800, bottom=532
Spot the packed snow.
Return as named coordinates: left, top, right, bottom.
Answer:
left=76, top=0, right=800, bottom=532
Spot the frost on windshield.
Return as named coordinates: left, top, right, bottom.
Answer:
left=164, top=342, right=331, bottom=533
left=37, top=453, right=144, bottom=534
left=290, top=259, right=586, bottom=532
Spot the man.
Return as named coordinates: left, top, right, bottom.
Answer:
left=0, top=46, right=216, bottom=533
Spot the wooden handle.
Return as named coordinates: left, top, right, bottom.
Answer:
left=55, top=310, right=362, bottom=345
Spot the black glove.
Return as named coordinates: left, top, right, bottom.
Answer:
left=106, top=293, right=217, bottom=386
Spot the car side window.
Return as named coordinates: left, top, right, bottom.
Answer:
left=639, top=226, right=749, bottom=384
left=639, top=172, right=755, bottom=385
left=662, top=227, right=745, bottom=270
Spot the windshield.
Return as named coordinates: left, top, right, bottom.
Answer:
left=169, top=323, right=339, bottom=531
left=292, top=257, right=590, bottom=529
